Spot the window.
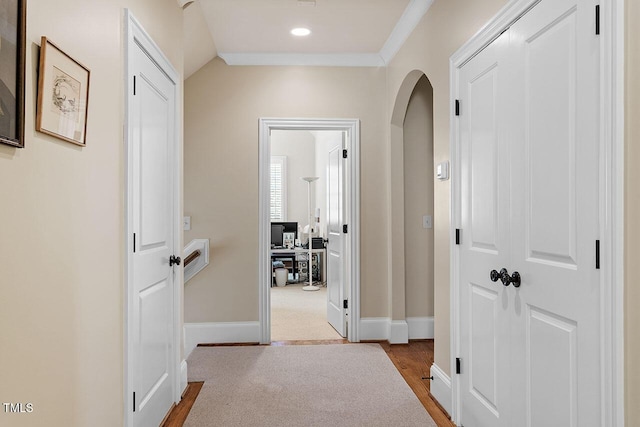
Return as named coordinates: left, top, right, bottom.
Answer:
left=270, top=156, right=287, bottom=221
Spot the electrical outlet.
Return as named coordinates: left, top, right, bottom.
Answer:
left=423, top=215, right=432, bottom=229
left=183, top=216, right=191, bottom=231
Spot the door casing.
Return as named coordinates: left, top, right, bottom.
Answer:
left=123, top=9, right=183, bottom=427
left=449, top=0, right=624, bottom=425
left=258, top=118, right=361, bottom=344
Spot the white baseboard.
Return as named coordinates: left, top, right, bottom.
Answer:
left=184, top=321, right=261, bottom=357
left=430, top=363, right=452, bottom=417
left=407, top=316, right=434, bottom=339
left=180, top=360, right=188, bottom=396
left=361, top=317, right=434, bottom=343
left=389, top=320, right=409, bottom=343
left=359, top=317, right=390, bottom=341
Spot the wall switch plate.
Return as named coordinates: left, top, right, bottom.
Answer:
left=423, top=215, right=433, bottom=229
left=183, top=216, right=191, bottom=231
left=436, top=161, right=449, bottom=181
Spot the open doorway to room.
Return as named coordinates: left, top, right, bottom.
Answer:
left=258, top=119, right=360, bottom=344
left=269, top=129, right=344, bottom=341
left=258, top=118, right=361, bottom=345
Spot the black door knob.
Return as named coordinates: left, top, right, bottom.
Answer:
left=499, top=268, right=521, bottom=288
left=490, top=269, right=501, bottom=282
left=169, top=255, right=181, bottom=266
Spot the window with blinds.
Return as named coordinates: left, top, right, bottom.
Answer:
left=270, top=156, right=287, bottom=221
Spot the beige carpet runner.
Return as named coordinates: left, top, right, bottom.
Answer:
left=185, top=343, right=437, bottom=426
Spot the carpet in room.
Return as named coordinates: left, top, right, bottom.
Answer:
left=271, top=283, right=342, bottom=341
left=185, top=343, right=437, bottom=426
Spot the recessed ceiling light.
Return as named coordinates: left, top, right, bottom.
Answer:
left=291, top=27, right=311, bottom=37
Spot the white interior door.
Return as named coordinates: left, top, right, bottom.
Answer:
left=326, top=135, right=346, bottom=336
left=458, top=0, right=601, bottom=426
left=508, top=1, right=601, bottom=425
left=458, top=31, right=512, bottom=427
left=131, top=38, right=177, bottom=427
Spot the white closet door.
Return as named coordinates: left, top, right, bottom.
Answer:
left=458, top=0, right=602, bottom=426
left=508, top=0, right=601, bottom=425
left=458, top=31, right=512, bottom=427
left=131, top=39, right=177, bottom=427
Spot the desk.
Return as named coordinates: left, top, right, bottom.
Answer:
left=270, top=247, right=326, bottom=285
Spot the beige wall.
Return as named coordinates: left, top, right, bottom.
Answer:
left=0, top=1, right=183, bottom=426
left=271, top=130, right=316, bottom=229
left=403, top=76, right=435, bottom=318
left=387, top=0, right=509, bottom=374
left=626, top=0, right=639, bottom=424
left=183, top=59, right=388, bottom=322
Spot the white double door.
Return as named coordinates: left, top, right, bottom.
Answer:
left=458, top=0, right=601, bottom=426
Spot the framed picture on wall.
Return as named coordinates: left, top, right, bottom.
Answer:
left=0, top=0, right=27, bottom=148
left=36, top=36, right=90, bottom=146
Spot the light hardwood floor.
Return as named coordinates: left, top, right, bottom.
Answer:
left=163, top=340, right=454, bottom=427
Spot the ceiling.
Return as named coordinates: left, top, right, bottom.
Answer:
left=183, top=0, right=433, bottom=78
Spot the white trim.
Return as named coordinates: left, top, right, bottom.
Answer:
left=220, top=53, right=385, bottom=67
left=180, top=360, right=188, bottom=396
left=601, top=0, right=625, bottom=425
left=219, top=0, right=433, bottom=68
left=379, top=0, right=434, bottom=65
left=389, top=320, right=409, bottom=344
left=449, top=0, right=542, bottom=67
left=407, top=316, right=435, bottom=339
left=429, top=363, right=452, bottom=418
left=358, top=317, right=432, bottom=341
left=184, top=239, right=210, bottom=283
left=359, top=317, right=390, bottom=341
left=449, top=0, right=623, bottom=425
left=259, top=118, right=361, bottom=344
left=124, top=10, right=182, bottom=427
left=183, top=322, right=261, bottom=358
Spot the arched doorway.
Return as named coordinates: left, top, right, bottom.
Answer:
left=388, top=71, right=435, bottom=342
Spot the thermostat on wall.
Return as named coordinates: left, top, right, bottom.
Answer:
left=436, top=161, right=449, bottom=181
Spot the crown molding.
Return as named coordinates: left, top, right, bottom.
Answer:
left=217, top=0, right=433, bottom=67
left=218, top=52, right=386, bottom=67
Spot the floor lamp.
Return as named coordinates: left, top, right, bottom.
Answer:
left=302, top=177, right=319, bottom=291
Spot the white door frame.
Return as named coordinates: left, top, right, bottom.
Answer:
left=123, top=10, right=183, bottom=427
left=258, top=118, right=361, bottom=344
left=449, top=0, right=625, bottom=425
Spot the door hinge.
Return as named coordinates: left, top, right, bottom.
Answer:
left=455, top=99, right=460, bottom=116
left=133, top=75, right=136, bottom=95
left=133, top=391, right=136, bottom=412
left=595, top=240, right=600, bottom=269
left=456, top=358, right=461, bottom=374
left=342, top=149, right=348, bottom=159
left=343, top=299, right=348, bottom=309
left=455, top=229, right=460, bottom=245
left=133, top=233, right=136, bottom=253
left=595, top=5, right=600, bottom=35
left=343, top=224, right=348, bottom=234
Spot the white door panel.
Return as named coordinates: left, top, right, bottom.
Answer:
left=132, top=40, right=176, bottom=427
left=459, top=33, right=511, bottom=427
left=526, top=307, right=578, bottom=427
left=326, top=137, right=345, bottom=336
left=510, top=1, right=601, bottom=426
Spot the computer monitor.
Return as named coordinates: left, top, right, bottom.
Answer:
left=271, top=224, right=284, bottom=247
left=271, top=222, right=297, bottom=248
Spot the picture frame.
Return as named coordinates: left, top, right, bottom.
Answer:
left=36, top=36, right=90, bottom=146
left=0, top=0, right=27, bottom=148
